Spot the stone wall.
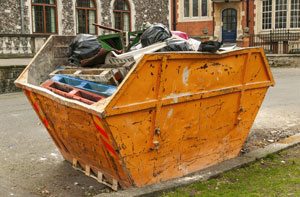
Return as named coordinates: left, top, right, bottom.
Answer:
left=100, top=0, right=170, bottom=33
left=0, top=0, right=21, bottom=34
left=61, top=0, right=75, bottom=35
left=0, top=0, right=170, bottom=35
left=0, top=0, right=30, bottom=34
left=133, top=0, right=169, bottom=29
left=0, top=65, right=26, bottom=93
left=267, top=54, right=300, bottom=67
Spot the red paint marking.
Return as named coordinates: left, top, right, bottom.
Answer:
left=33, top=101, right=40, bottom=113
left=95, top=115, right=102, bottom=122
left=95, top=122, right=109, bottom=140
left=26, top=90, right=31, bottom=96
left=43, top=117, right=49, bottom=128
left=102, top=139, right=117, bottom=158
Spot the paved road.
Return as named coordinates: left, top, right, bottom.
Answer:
left=0, top=94, right=107, bottom=196
left=0, top=67, right=300, bottom=196
left=249, top=67, right=300, bottom=147
left=254, top=67, right=300, bottom=128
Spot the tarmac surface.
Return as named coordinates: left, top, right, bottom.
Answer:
left=0, top=67, right=300, bottom=196
left=244, top=67, right=300, bottom=152
left=0, top=95, right=107, bottom=196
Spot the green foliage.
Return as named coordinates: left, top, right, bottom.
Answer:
left=162, top=146, right=300, bottom=197
left=264, top=153, right=277, bottom=160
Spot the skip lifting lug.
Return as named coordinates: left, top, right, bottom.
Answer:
left=155, top=128, right=161, bottom=135
left=153, top=141, right=159, bottom=150
left=153, top=128, right=161, bottom=150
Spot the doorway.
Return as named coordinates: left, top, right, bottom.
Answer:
left=222, top=8, right=237, bottom=42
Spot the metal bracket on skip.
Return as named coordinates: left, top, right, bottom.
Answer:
left=105, top=41, right=167, bottom=64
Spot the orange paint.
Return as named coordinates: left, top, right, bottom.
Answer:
left=15, top=40, right=274, bottom=190
left=94, top=118, right=109, bottom=140
left=101, top=138, right=117, bottom=158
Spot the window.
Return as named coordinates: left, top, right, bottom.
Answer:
left=291, top=0, right=300, bottom=28
left=262, top=0, right=272, bottom=29
left=32, top=0, right=57, bottom=34
left=201, top=0, right=208, bottom=16
left=76, top=0, right=97, bottom=34
left=275, top=0, right=287, bottom=28
left=262, top=0, right=300, bottom=29
left=113, top=0, right=131, bottom=31
left=184, top=0, right=190, bottom=17
left=183, top=0, right=208, bottom=18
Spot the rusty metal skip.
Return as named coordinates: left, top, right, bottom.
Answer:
left=15, top=36, right=274, bottom=191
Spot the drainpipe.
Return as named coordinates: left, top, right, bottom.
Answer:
left=246, top=0, right=249, bottom=27
left=172, top=0, right=176, bottom=30
left=20, top=0, right=25, bottom=34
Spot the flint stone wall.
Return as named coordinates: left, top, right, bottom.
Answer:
left=0, top=0, right=170, bottom=35
left=101, top=0, right=170, bottom=34
left=0, top=0, right=30, bottom=34
left=0, top=65, right=25, bottom=93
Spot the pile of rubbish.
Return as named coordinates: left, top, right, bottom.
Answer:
left=41, top=23, right=223, bottom=105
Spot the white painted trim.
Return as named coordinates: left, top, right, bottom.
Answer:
left=256, top=0, right=300, bottom=34
left=109, top=1, right=114, bottom=30
left=57, top=0, right=63, bottom=35
left=129, top=0, right=136, bottom=31
left=73, top=0, right=77, bottom=35
left=96, top=0, right=102, bottom=35
left=178, top=0, right=213, bottom=22
left=25, top=0, right=32, bottom=34
left=168, top=0, right=172, bottom=29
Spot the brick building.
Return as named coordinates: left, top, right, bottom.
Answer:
left=0, top=0, right=299, bottom=48
left=171, top=0, right=300, bottom=43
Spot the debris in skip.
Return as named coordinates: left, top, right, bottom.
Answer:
left=14, top=22, right=274, bottom=191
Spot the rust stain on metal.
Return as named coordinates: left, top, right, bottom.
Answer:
left=15, top=38, right=274, bottom=190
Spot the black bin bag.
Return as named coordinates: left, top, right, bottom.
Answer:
left=159, top=38, right=194, bottom=52
left=141, top=24, right=172, bottom=47
left=198, top=41, right=222, bottom=53
left=68, top=34, right=102, bottom=66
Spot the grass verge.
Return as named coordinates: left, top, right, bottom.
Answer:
left=162, top=145, right=300, bottom=197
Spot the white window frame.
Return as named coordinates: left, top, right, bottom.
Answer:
left=261, top=0, right=300, bottom=31
left=262, top=0, right=272, bottom=30
left=290, top=0, right=300, bottom=28
left=275, top=0, right=288, bottom=29
left=178, top=0, right=211, bottom=22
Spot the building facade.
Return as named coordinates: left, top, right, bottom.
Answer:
left=1, top=0, right=300, bottom=43
left=0, top=0, right=170, bottom=35
left=171, top=0, right=300, bottom=42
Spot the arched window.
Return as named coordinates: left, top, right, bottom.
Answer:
left=32, top=0, right=57, bottom=34
left=76, top=0, right=97, bottom=34
left=113, top=0, right=131, bottom=31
